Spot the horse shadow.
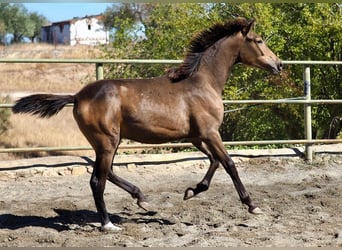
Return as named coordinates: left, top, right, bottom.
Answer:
left=0, top=209, right=171, bottom=232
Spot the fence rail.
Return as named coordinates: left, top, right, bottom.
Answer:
left=0, top=59, right=341, bottom=161
left=0, top=139, right=341, bottom=154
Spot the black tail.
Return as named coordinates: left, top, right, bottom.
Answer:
left=12, top=94, right=75, bottom=118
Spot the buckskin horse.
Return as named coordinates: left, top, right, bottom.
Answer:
left=12, top=18, right=282, bottom=231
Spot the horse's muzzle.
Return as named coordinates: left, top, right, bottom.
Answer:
left=276, top=61, right=283, bottom=73
left=270, top=59, right=283, bottom=74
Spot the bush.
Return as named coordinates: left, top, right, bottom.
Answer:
left=0, top=96, right=11, bottom=135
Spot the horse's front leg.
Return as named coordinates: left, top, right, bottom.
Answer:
left=107, top=170, right=150, bottom=211
left=203, top=131, right=262, bottom=214
left=184, top=139, right=220, bottom=200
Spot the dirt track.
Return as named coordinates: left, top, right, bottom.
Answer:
left=0, top=145, right=341, bottom=247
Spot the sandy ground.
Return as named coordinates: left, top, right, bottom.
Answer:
left=0, top=145, right=341, bottom=247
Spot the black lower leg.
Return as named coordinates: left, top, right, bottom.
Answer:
left=90, top=172, right=110, bottom=226
left=107, top=170, right=146, bottom=203
left=184, top=140, right=220, bottom=200
left=224, top=157, right=258, bottom=211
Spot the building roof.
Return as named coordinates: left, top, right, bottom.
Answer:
left=43, top=14, right=104, bottom=27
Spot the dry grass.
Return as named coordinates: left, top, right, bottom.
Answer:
left=0, top=43, right=105, bottom=160
left=0, top=43, right=103, bottom=93
left=1, top=109, right=93, bottom=160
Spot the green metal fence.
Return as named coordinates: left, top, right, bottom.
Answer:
left=0, top=59, right=341, bottom=161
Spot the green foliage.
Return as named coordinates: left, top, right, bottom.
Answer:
left=101, top=3, right=342, bottom=141
left=0, top=3, right=48, bottom=43
left=272, top=3, right=342, bottom=139
left=0, top=97, right=11, bottom=135
left=27, top=12, right=49, bottom=42
left=102, top=3, right=215, bottom=79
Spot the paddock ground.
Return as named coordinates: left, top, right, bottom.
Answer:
left=0, top=144, right=341, bottom=247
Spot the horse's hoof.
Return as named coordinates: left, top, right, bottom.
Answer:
left=249, top=207, right=263, bottom=215
left=101, top=222, right=122, bottom=232
left=183, top=188, right=194, bottom=200
left=138, top=201, right=153, bottom=211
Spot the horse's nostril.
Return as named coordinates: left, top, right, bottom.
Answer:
left=278, top=61, right=283, bottom=71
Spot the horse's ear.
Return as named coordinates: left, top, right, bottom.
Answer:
left=242, top=19, right=255, bottom=37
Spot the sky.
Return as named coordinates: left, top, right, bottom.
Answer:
left=23, top=3, right=113, bottom=23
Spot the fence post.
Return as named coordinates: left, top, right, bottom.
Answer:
left=96, top=63, right=104, bottom=80
left=304, top=66, right=313, bottom=161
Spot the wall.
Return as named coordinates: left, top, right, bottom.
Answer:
left=70, top=17, right=109, bottom=46
left=41, top=16, right=109, bottom=46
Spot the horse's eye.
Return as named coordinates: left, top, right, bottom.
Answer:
left=256, top=39, right=263, bottom=44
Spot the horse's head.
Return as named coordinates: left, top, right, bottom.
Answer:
left=238, top=20, right=282, bottom=74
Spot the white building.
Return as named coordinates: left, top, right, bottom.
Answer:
left=41, top=15, right=109, bottom=46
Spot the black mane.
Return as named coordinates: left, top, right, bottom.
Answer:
left=166, top=18, right=250, bottom=82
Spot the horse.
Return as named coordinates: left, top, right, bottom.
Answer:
left=12, top=17, right=282, bottom=231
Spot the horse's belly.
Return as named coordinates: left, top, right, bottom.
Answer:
left=121, top=116, right=190, bottom=144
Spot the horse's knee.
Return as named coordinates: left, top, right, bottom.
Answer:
left=226, top=157, right=235, bottom=168
left=222, top=157, right=239, bottom=175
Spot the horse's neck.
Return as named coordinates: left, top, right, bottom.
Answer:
left=200, top=34, right=243, bottom=94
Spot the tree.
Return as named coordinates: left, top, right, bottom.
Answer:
left=0, top=3, right=11, bottom=43
left=28, top=12, right=49, bottom=42
left=0, top=3, right=49, bottom=43
left=2, top=3, right=29, bottom=42
left=103, top=3, right=153, bottom=30
left=0, top=21, right=5, bottom=44
left=217, top=3, right=342, bottom=141
left=0, top=97, right=11, bottom=135
left=270, top=3, right=342, bottom=139
left=102, top=4, right=216, bottom=78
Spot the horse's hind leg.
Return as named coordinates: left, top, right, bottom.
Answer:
left=107, top=170, right=150, bottom=210
left=184, top=139, right=220, bottom=200
left=90, top=146, right=122, bottom=231
left=91, top=140, right=149, bottom=231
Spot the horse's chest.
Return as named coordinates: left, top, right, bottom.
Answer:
left=190, top=94, right=224, bottom=123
